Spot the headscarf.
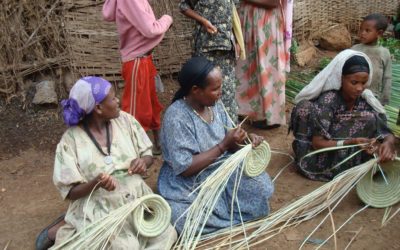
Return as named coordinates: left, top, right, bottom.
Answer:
left=172, top=56, right=216, bottom=102
left=294, top=49, right=385, bottom=114
left=61, top=76, right=112, bottom=126
left=342, top=55, right=370, bottom=75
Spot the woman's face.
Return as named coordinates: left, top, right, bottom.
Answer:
left=194, top=68, right=223, bottom=106
left=341, top=72, right=369, bottom=102
left=98, top=87, right=120, bottom=119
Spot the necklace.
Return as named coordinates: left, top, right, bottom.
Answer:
left=184, top=97, right=214, bottom=123
left=83, top=120, right=113, bottom=165
left=192, top=106, right=214, bottom=123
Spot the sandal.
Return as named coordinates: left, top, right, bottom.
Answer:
left=35, top=214, right=65, bottom=250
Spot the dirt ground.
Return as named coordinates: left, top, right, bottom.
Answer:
left=0, top=78, right=399, bottom=250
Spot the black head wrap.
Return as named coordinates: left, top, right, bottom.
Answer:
left=172, top=56, right=215, bottom=103
left=342, top=55, right=370, bottom=75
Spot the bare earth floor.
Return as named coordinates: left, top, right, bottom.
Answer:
left=0, top=79, right=399, bottom=249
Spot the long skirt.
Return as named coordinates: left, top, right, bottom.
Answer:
left=235, top=3, right=289, bottom=126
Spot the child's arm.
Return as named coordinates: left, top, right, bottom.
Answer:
left=382, top=53, right=392, bottom=105
left=122, top=0, right=173, bottom=38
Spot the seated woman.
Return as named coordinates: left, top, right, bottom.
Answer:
left=290, top=50, right=396, bottom=181
left=38, top=76, right=176, bottom=249
left=157, top=57, right=274, bottom=234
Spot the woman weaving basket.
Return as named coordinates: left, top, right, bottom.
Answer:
left=157, top=57, right=274, bottom=234
left=36, top=76, right=177, bottom=249
left=290, top=50, right=396, bottom=181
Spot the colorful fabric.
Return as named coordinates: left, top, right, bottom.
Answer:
left=235, top=1, right=292, bottom=125
left=121, top=55, right=163, bottom=131
left=290, top=90, right=392, bottom=181
left=61, top=76, right=111, bottom=126
left=295, top=50, right=385, bottom=114
left=351, top=43, right=392, bottom=105
left=102, top=0, right=172, bottom=62
left=52, top=111, right=177, bottom=249
left=158, top=100, right=274, bottom=234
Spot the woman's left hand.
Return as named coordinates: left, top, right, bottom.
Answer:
left=128, top=158, right=148, bottom=175
left=377, top=140, right=396, bottom=162
left=249, top=133, right=264, bottom=147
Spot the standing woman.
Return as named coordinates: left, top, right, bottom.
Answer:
left=179, top=0, right=240, bottom=122
left=236, top=0, right=293, bottom=129
left=102, top=0, right=173, bottom=154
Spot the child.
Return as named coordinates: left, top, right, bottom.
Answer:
left=102, top=0, right=173, bottom=154
left=352, top=13, right=392, bottom=105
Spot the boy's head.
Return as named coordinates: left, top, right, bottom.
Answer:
left=359, top=13, right=388, bottom=45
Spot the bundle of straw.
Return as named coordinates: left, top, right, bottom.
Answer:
left=194, top=158, right=379, bottom=249
left=175, top=141, right=271, bottom=250
left=53, top=194, right=171, bottom=250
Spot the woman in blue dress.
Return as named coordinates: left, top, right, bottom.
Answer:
left=157, top=56, right=274, bottom=234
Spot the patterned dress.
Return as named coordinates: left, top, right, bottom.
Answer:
left=158, top=100, right=274, bottom=234
left=290, top=90, right=392, bottom=181
left=51, top=111, right=177, bottom=249
left=179, top=0, right=239, bottom=122
left=236, top=1, right=292, bottom=125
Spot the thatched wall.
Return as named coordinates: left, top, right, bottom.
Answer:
left=0, top=0, right=398, bottom=98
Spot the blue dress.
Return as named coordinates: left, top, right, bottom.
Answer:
left=157, top=100, right=274, bottom=234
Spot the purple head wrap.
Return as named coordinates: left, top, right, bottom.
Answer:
left=61, top=76, right=112, bottom=126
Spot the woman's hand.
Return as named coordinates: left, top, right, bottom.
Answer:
left=220, top=127, right=247, bottom=151
left=202, top=19, right=217, bottom=34
left=249, top=133, right=264, bottom=147
left=128, top=158, right=148, bottom=176
left=377, top=136, right=396, bottom=162
left=95, top=173, right=116, bottom=191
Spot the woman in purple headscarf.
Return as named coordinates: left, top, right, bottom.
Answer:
left=36, top=76, right=177, bottom=249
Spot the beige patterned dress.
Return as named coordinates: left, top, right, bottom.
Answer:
left=51, top=111, right=177, bottom=249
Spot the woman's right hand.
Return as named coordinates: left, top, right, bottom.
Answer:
left=220, top=127, right=247, bottom=151
left=202, top=19, right=217, bottom=34
left=95, top=173, right=116, bottom=191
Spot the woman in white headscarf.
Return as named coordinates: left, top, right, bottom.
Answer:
left=290, top=50, right=396, bottom=181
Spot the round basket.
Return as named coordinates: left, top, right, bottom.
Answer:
left=356, top=161, right=400, bottom=208
left=243, top=141, right=271, bottom=177
left=132, top=194, right=172, bottom=237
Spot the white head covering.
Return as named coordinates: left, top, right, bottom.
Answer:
left=294, top=49, right=385, bottom=114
